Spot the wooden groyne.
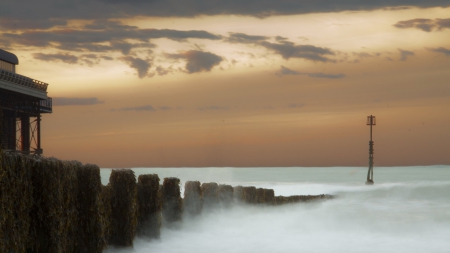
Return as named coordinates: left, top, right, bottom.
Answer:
left=0, top=152, right=333, bottom=252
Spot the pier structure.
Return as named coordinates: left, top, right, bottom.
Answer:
left=0, top=49, right=52, bottom=155
left=366, top=115, right=376, bottom=185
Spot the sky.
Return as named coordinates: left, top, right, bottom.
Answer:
left=1, top=1, right=450, bottom=167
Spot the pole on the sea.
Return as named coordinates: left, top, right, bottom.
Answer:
left=366, top=115, right=376, bottom=185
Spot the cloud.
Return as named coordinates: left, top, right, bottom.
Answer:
left=276, top=66, right=345, bottom=79
left=166, top=50, right=223, bottom=73
left=77, top=54, right=104, bottom=66
left=287, top=103, right=304, bottom=108
left=260, top=41, right=335, bottom=62
left=81, top=54, right=98, bottom=59
left=158, top=106, right=172, bottom=110
left=399, top=49, right=415, bottom=61
left=53, top=97, right=104, bottom=106
left=276, top=66, right=301, bottom=76
left=33, top=53, right=78, bottom=64
left=428, top=47, right=450, bottom=56
left=83, top=20, right=138, bottom=30
left=32, top=52, right=112, bottom=66
left=198, top=106, right=229, bottom=111
left=2, top=0, right=449, bottom=24
left=394, top=18, right=450, bottom=32
left=0, top=18, right=67, bottom=30
left=120, top=56, right=151, bottom=78
left=115, top=105, right=156, bottom=112
left=225, top=33, right=336, bottom=62
left=306, top=72, right=345, bottom=79
left=112, top=104, right=180, bottom=111
left=352, top=52, right=381, bottom=59
left=101, top=56, right=114, bottom=60
left=141, top=29, right=222, bottom=41
left=156, top=66, right=173, bottom=76
left=1, top=20, right=220, bottom=55
left=226, top=33, right=269, bottom=43
left=110, top=41, right=133, bottom=55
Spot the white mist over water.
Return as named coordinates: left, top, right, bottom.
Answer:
left=102, top=166, right=450, bottom=253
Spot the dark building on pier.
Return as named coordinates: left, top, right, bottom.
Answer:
left=0, top=49, right=52, bottom=155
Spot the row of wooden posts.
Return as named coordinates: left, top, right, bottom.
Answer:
left=0, top=153, right=332, bottom=253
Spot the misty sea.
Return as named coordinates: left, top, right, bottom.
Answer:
left=100, top=166, right=450, bottom=253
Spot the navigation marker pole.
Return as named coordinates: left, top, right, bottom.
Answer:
left=366, top=115, right=376, bottom=185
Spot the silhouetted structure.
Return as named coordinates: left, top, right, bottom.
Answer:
left=0, top=49, right=52, bottom=155
left=366, top=115, right=376, bottom=185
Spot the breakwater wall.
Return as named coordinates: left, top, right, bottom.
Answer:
left=0, top=152, right=333, bottom=252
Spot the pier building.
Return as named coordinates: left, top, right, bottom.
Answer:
left=0, top=49, right=52, bottom=155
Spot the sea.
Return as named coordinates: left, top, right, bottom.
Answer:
left=100, top=166, right=450, bottom=253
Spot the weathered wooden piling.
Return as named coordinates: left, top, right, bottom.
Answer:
left=137, top=174, right=162, bottom=239
left=274, top=196, right=289, bottom=205
left=162, top=177, right=183, bottom=224
left=233, top=186, right=245, bottom=202
left=99, top=184, right=113, bottom=247
left=218, top=184, right=234, bottom=208
left=76, top=164, right=103, bottom=253
left=109, top=169, right=138, bottom=247
left=1, top=153, right=108, bottom=253
left=274, top=194, right=334, bottom=205
left=242, top=186, right=257, bottom=204
left=201, top=182, right=220, bottom=209
left=255, top=188, right=265, bottom=204
left=263, top=189, right=275, bottom=204
left=31, top=158, right=80, bottom=253
left=184, top=181, right=203, bottom=216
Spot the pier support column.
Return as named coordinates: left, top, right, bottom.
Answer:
left=21, top=116, right=30, bottom=154
left=4, top=113, right=16, bottom=151
left=36, top=114, right=42, bottom=155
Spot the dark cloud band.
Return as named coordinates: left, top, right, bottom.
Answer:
left=120, top=56, right=152, bottom=78
left=166, top=50, right=223, bottom=73
left=226, top=33, right=336, bottom=62
left=276, top=66, right=345, bottom=79
left=394, top=18, right=450, bottom=32
left=1, top=21, right=221, bottom=55
left=53, top=97, right=104, bottom=106
left=2, top=0, right=449, bottom=23
left=428, top=47, right=450, bottom=56
left=398, top=49, right=415, bottom=61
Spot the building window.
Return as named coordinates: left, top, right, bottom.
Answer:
left=0, top=60, right=15, bottom=72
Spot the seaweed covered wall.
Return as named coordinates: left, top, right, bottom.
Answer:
left=0, top=154, right=81, bottom=253
left=0, top=153, right=164, bottom=253
left=0, top=153, right=33, bottom=253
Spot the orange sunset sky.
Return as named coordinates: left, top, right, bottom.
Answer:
left=1, top=1, right=450, bottom=167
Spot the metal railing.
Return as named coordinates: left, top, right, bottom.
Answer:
left=0, top=69, right=48, bottom=92
left=40, top=97, right=52, bottom=113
